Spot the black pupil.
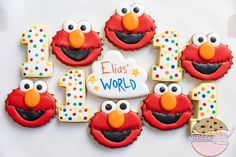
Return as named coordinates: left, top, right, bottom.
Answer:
left=120, top=103, right=127, bottom=110
left=159, top=87, right=166, bottom=93
left=210, top=37, right=216, bottom=43
left=37, top=85, right=42, bottom=90
left=133, top=7, right=139, bottom=13
left=105, top=104, right=112, bottom=111
left=198, top=37, right=204, bottom=42
left=24, top=84, right=30, bottom=89
left=68, top=25, right=74, bottom=30
left=80, top=25, right=86, bottom=31
left=121, top=8, right=127, bottom=14
left=172, top=86, right=178, bottom=92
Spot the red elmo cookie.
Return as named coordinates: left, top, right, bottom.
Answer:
left=89, top=100, right=142, bottom=148
left=105, top=3, right=156, bottom=51
left=181, top=33, right=233, bottom=80
left=5, top=80, right=56, bottom=127
left=51, top=20, right=102, bottom=66
left=141, top=83, right=192, bottom=130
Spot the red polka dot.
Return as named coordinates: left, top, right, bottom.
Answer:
left=79, top=96, right=82, bottom=98
left=84, top=117, right=87, bottom=120
left=156, top=74, right=159, bottom=78
left=30, top=58, right=33, bottom=61
left=22, top=34, right=25, bottom=37
left=175, top=74, right=178, bottom=77
left=203, top=103, right=206, bottom=106
left=156, top=39, right=159, bottom=42
left=160, top=66, right=163, bottom=69
left=44, top=68, right=48, bottom=72
left=174, top=57, right=177, bottom=60
left=41, top=49, right=44, bottom=52
left=211, top=86, right=215, bottom=90
left=78, top=74, right=81, bottom=77
left=165, top=31, right=169, bottom=34
left=62, top=78, right=66, bottom=81
left=73, top=113, right=76, bottom=116
left=173, top=34, right=177, bottom=37
left=168, top=47, right=172, bottom=51
left=194, top=93, right=197, bottom=97
left=69, top=71, right=73, bottom=74
left=59, top=117, right=63, bottom=119
left=29, top=40, right=33, bottom=43
left=67, top=102, right=70, bottom=105
left=39, top=29, right=43, bottom=32
left=25, top=67, right=28, bottom=70
left=73, top=87, right=77, bottom=90
left=84, top=109, right=88, bottom=112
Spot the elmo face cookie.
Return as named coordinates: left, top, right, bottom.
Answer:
left=181, top=33, right=233, bottom=80
left=105, top=3, right=156, bottom=50
left=89, top=100, right=142, bottom=148
left=141, top=83, right=192, bottom=130
left=51, top=20, right=102, bottom=66
left=5, top=79, right=56, bottom=127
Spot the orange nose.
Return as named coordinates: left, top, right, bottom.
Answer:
left=160, top=92, right=177, bottom=111
left=199, top=43, right=215, bottom=60
left=69, top=30, right=85, bottom=48
left=24, top=89, right=40, bottom=108
left=122, top=12, right=139, bottom=31
left=108, top=110, right=124, bottom=128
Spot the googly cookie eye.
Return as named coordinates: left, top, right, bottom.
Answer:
left=154, top=83, right=168, bottom=95
left=116, top=100, right=130, bottom=114
left=34, top=81, right=47, bottom=93
left=19, top=79, right=34, bottom=92
left=78, top=20, right=92, bottom=33
left=63, top=20, right=78, bottom=33
left=116, top=3, right=130, bottom=16
left=168, top=83, right=182, bottom=96
left=131, top=3, right=144, bottom=17
left=207, top=33, right=221, bottom=47
left=101, top=100, right=116, bottom=114
left=192, top=33, right=207, bottom=47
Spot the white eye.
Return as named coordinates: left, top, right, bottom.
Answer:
left=131, top=3, right=145, bottom=17
left=168, top=83, right=182, bottom=96
left=154, top=83, right=168, bottom=95
left=34, top=81, right=47, bottom=93
left=192, top=33, right=207, bottom=47
left=78, top=20, right=92, bottom=33
left=116, top=3, right=130, bottom=16
left=63, top=20, right=78, bottom=33
left=19, top=79, right=34, bottom=92
left=117, top=100, right=130, bottom=114
left=207, top=33, right=221, bottom=47
left=101, top=101, right=116, bottom=114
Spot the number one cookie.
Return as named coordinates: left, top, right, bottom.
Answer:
left=21, top=26, right=53, bottom=77
left=152, top=30, right=182, bottom=82
left=58, top=69, right=90, bottom=122
left=190, top=82, right=217, bottom=134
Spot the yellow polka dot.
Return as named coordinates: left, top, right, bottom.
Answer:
left=164, top=50, right=167, bottom=54
left=74, top=108, right=77, bottom=111
left=42, top=44, right=46, bottom=48
left=166, top=63, right=170, bottom=67
left=68, top=82, right=72, bottom=86
left=78, top=116, right=81, bottom=120
left=35, top=33, right=38, bottom=37
left=30, top=69, right=34, bottom=73
left=208, top=99, right=211, bottom=103
left=206, top=109, right=210, bottom=113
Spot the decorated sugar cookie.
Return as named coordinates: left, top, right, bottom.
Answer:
left=89, top=100, right=142, bottom=148
left=21, top=26, right=53, bottom=77
left=189, top=82, right=218, bottom=134
left=51, top=20, right=102, bottom=66
left=152, top=30, right=182, bottom=82
left=105, top=3, right=156, bottom=50
left=181, top=33, right=233, bottom=80
left=58, top=69, right=89, bottom=122
left=86, top=50, right=149, bottom=99
left=141, top=83, right=192, bottom=130
left=5, top=79, right=56, bottom=127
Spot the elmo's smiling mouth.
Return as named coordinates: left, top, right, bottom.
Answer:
left=152, top=112, right=182, bottom=124
left=101, top=129, right=132, bottom=142
left=61, top=47, right=92, bottom=61
left=115, top=31, right=144, bottom=44
left=16, top=107, right=45, bottom=121
left=192, top=62, right=222, bottom=74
